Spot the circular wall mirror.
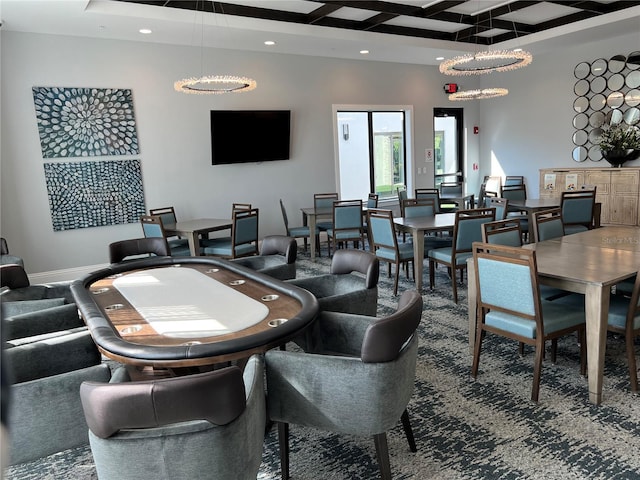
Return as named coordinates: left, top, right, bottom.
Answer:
left=608, top=73, right=625, bottom=91
left=626, top=70, right=640, bottom=89
left=590, top=76, right=607, bottom=94
left=573, top=113, right=589, bottom=129
left=626, top=89, right=640, bottom=107
left=574, top=96, right=589, bottom=113
left=624, top=107, right=640, bottom=125
left=605, top=109, right=624, bottom=125
left=607, top=91, right=625, bottom=108
left=573, top=130, right=588, bottom=145
left=588, top=128, right=602, bottom=144
left=589, top=111, right=605, bottom=128
left=572, top=146, right=587, bottom=162
left=588, top=145, right=603, bottom=162
left=591, top=59, right=607, bottom=76
left=574, top=62, right=591, bottom=79
left=627, top=51, right=640, bottom=70
left=574, top=79, right=589, bottom=96
left=590, top=93, right=606, bottom=111
left=608, top=55, right=626, bottom=73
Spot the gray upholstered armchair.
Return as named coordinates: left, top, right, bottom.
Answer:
left=4, top=328, right=110, bottom=465
left=0, top=238, right=24, bottom=267
left=232, top=235, right=297, bottom=280
left=1, top=264, right=74, bottom=304
left=287, top=249, right=379, bottom=316
left=79, top=355, right=266, bottom=480
left=266, top=290, right=423, bottom=480
left=109, top=237, right=170, bottom=263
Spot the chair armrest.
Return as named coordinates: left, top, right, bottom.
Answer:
left=3, top=303, right=83, bottom=340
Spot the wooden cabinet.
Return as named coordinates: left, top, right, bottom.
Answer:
left=539, top=167, right=640, bottom=226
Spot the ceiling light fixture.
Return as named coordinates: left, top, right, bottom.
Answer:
left=174, top=1, right=256, bottom=95
left=449, top=87, right=508, bottom=101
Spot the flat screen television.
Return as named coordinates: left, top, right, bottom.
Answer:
left=210, top=110, right=291, bottom=165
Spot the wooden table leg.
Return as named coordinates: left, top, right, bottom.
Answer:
left=585, top=283, right=609, bottom=405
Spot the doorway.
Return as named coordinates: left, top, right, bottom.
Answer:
left=433, top=108, right=463, bottom=188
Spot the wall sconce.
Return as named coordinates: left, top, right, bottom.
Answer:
left=342, top=124, right=349, bottom=141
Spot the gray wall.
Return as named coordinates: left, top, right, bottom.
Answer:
left=0, top=28, right=633, bottom=278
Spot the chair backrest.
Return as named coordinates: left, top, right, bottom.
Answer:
left=330, top=249, right=379, bottom=290
left=560, top=190, right=595, bottom=228
left=484, top=175, right=502, bottom=195
left=0, top=264, right=30, bottom=289
left=397, top=187, right=408, bottom=215
left=232, top=203, right=252, bottom=213
left=140, top=215, right=167, bottom=239
left=332, top=200, right=363, bottom=230
left=481, top=219, right=523, bottom=247
left=366, top=193, right=379, bottom=208
left=109, top=237, right=171, bottom=263
left=500, top=184, right=527, bottom=202
left=1, top=237, right=8, bottom=255
left=232, top=208, right=259, bottom=252
left=452, top=208, right=496, bottom=253
left=440, top=182, right=463, bottom=196
left=402, top=198, right=436, bottom=218
left=314, top=193, right=338, bottom=211
left=414, top=188, right=441, bottom=213
left=488, top=197, right=509, bottom=220
left=532, top=208, right=565, bottom=242
left=279, top=198, right=291, bottom=232
left=367, top=208, right=401, bottom=254
left=472, top=242, right=542, bottom=328
left=260, top=235, right=297, bottom=265
left=149, top=207, right=177, bottom=227
left=361, top=290, right=422, bottom=363
left=504, top=176, right=524, bottom=187
left=581, top=184, right=597, bottom=192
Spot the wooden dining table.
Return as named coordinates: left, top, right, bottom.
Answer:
left=164, top=218, right=232, bottom=256
left=393, top=213, right=457, bottom=291
left=467, top=226, right=640, bottom=405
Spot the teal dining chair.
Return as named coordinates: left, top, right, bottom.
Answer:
left=279, top=199, right=319, bottom=254
left=560, top=190, right=596, bottom=235
left=471, top=242, right=586, bottom=402
left=140, top=215, right=191, bottom=256
left=415, top=188, right=442, bottom=213
left=203, top=208, right=259, bottom=259
left=326, top=200, right=364, bottom=256
left=481, top=218, right=523, bottom=247
left=532, top=208, right=565, bottom=242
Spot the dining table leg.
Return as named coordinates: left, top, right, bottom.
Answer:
left=584, top=283, right=609, bottom=405
left=412, top=228, right=424, bottom=292
left=308, top=213, right=317, bottom=261
left=187, top=232, right=200, bottom=256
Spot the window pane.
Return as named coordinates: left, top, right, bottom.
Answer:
left=373, top=112, right=404, bottom=200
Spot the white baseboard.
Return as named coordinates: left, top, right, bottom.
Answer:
left=28, top=263, right=110, bottom=284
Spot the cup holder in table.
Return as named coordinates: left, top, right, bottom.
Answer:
left=268, top=318, right=288, bottom=328
left=261, top=294, right=279, bottom=302
left=119, top=325, right=142, bottom=335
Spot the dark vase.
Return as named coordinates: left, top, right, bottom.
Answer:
left=602, top=149, right=636, bottom=167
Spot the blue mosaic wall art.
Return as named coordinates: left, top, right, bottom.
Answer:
left=43, top=160, right=145, bottom=231
left=33, top=87, right=139, bottom=158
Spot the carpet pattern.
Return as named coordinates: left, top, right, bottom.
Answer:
left=5, top=247, right=640, bottom=480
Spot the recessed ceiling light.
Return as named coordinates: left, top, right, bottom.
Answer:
left=264, top=40, right=276, bottom=46
left=139, top=28, right=152, bottom=34
left=436, top=56, right=444, bottom=61
left=360, top=50, right=369, bottom=55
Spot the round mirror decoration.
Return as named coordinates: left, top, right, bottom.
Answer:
left=572, top=146, right=588, bottom=162
left=608, top=73, right=625, bottom=91
left=574, top=79, right=590, bottom=96
left=588, top=111, right=605, bottom=128
left=572, top=52, right=640, bottom=163
left=574, top=62, right=591, bottom=79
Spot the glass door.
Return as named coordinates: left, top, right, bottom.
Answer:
left=433, top=108, right=463, bottom=187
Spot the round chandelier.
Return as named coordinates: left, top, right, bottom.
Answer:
left=449, top=88, right=509, bottom=101
left=439, top=49, right=532, bottom=76
left=174, top=75, right=257, bottom=95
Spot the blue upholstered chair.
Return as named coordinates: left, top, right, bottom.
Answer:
left=367, top=193, right=379, bottom=208
left=279, top=198, right=319, bottom=253
left=414, top=188, right=442, bottom=213
left=140, top=215, right=191, bottom=256
left=203, top=208, right=259, bottom=259
left=471, top=242, right=586, bottom=402
left=403, top=198, right=452, bottom=251
left=532, top=208, right=565, bottom=242
left=232, top=235, right=297, bottom=280
left=428, top=208, right=496, bottom=304
left=266, top=290, right=423, bottom=480
left=439, top=182, right=463, bottom=212
left=109, top=237, right=170, bottom=263
left=560, top=190, right=596, bottom=235
left=481, top=218, right=523, bottom=247
left=501, top=184, right=529, bottom=240
left=287, top=249, right=379, bottom=316
left=367, top=208, right=414, bottom=296
left=313, top=192, right=338, bottom=231
left=397, top=186, right=408, bottom=216
left=326, top=199, right=365, bottom=256
left=79, top=355, right=265, bottom=480
left=488, top=197, right=509, bottom=220
left=504, top=175, right=524, bottom=187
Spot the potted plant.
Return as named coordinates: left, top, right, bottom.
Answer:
left=598, top=123, right=640, bottom=167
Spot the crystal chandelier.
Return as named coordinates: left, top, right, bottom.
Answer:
left=449, top=88, right=509, bottom=101
left=439, top=50, right=532, bottom=76
left=175, top=1, right=256, bottom=95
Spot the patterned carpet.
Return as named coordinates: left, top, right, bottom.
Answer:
left=5, top=248, right=640, bottom=479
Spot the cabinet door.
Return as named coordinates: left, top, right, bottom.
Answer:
left=609, top=171, right=639, bottom=225
left=585, top=170, right=612, bottom=223
left=539, top=170, right=568, bottom=199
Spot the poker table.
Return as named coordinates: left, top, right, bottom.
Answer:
left=71, top=256, right=318, bottom=368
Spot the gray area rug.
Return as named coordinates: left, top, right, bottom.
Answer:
left=5, top=248, right=640, bottom=479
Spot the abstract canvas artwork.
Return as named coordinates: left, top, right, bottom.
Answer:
left=33, top=87, right=139, bottom=158
left=43, top=160, right=145, bottom=231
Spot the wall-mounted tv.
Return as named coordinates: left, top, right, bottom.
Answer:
left=210, top=110, right=291, bottom=165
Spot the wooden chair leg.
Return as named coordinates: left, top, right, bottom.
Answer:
left=579, top=329, right=587, bottom=377
left=626, top=331, right=637, bottom=391
left=400, top=409, right=417, bottom=452
left=429, top=259, right=436, bottom=289
left=550, top=339, right=558, bottom=363
left=452, top=269, right=459, bottom=304
left=393, top=262, right=400, bottom=296
left=531, top=341, right=544, bottom=402
left=373, top=433, right=392, bottom=480
left=518, top=342, right=525, bottom=356
left=471, top=321, right=484, bottom=378
left=277, top=422, right=290, bottom=480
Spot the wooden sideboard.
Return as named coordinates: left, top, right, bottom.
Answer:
left=539, top=167, right=640, bottom=226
